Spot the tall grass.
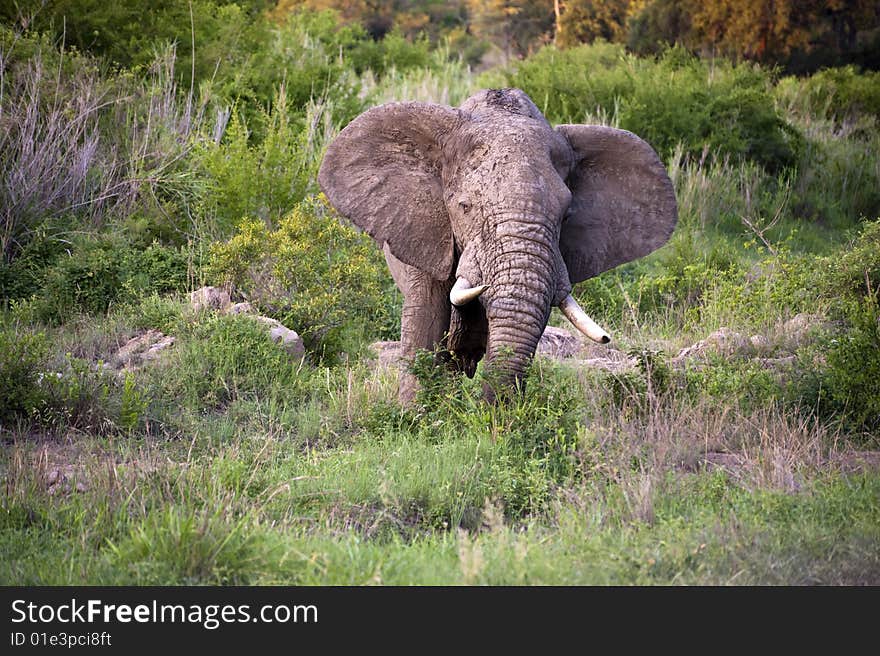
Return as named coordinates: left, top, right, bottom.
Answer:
left=0, top=36, right=212, bottom=261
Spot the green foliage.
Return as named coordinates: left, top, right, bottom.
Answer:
left=777, top=66, right=880, bottom=122
left=33, top=353, right=116, bottom=431
left=155, top=313, right=311, bottom=412
left=814, top=219, right=880, bottom=300
left=797, top=296, right=880, bottom=433
left=37, top=240, right=124, bottom=320
left=0, top=225, right=69, bottom=302
left=403, top=355, right=586, bottom=519
left=0, top=325, right=49, bottom=426
left=206, top=200, right=394, bottom=359
left=189, top=91, right=318, bottom=236
left=22, top=237, right=191, bottom=324
left=508, top=44, right=802, bottom=171
left=0, top=322, right=125, bottom=432
left=600, top=347, right=678, bottom=416
left=119, top=372, right=147, bottom=432
left=685, top=357, right=782, bottom=409
left=123, top=294, right=188, bottom=335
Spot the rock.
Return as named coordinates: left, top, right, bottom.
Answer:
left=749, top=334, right=770, bottom=352
left=45, top=465, right=84, bottom=495
left=189, top=286, right=230, bottom=312
left=759, top=355, right=797, bottom=369
left=576, top=356, right=638, bottom=374
left=827, top=450, right=880, bottom=474
left=46, top=468, right=62, bottom=486
left=370, top=341, right=404, bottom=368
left=781, top=313, right=828, bottom=349
left=226, top=301, right=254, bottom=315
left=253, top=316, right=305, bottom=358
left=113, top=330, right=175, bottom=370
left=673, top=327, right=749, bottom=363
left=538, top=326, right=582, bottom=358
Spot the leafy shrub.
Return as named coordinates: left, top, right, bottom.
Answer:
left=188, top=88, right=331, bottom=237
left=119, top=372, right=148, bottom=432
left=0, top=325, right=49, bottom=426
left=601, top=348, right=678, bottom=416
left=123, top=294, right=188, bottom=335
left=507, top=44, right=801, bottom=171
left=0, top=322, right=126, bottom=432
left=37, top=239, right=124, bottom=321
left=28, top=237, right=191, bottom=324
left=695, top=253, right=819, bottom=333
left=404, top=356, right=587, bottom=518
left=685, top=357, right=782, bottom=410
left=777, top=66, right=880, bottom=122
left=814, top=219, right=880, bottom=300
left=0, top=225, right=69, bottom=302
left=33, top=354, right=117, bottom=432
left=793, top=296, right=880, bottom=434
left=206, top=199, right=394, bottom=360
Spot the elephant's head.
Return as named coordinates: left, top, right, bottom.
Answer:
left=318, top=88, right=677, bottom=402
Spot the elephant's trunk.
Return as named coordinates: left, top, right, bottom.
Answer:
left=480, top=217, right=558, bottom=402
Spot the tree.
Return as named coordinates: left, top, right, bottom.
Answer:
left=627, top=0, right=879, bottom=69
left=466, top=0, right=554, bottom=60
left=555, top=0, right=631, bottom=48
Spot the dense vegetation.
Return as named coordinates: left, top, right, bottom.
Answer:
left=1, top=3, right=879, bottom=584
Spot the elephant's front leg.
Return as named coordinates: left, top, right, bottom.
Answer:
left=398, top=271, right=453, bottom=404
left=384, top=245, right=453, bottom=405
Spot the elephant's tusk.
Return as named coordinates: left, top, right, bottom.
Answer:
left=559, top=294, right=611, bottom=344
left=450, top=277, right=488, bottom=306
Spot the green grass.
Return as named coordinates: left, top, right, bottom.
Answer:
left=3, top=426, right=877, bottom=585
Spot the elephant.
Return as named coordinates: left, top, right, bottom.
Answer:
left=318, top=88, right=677, bottom=404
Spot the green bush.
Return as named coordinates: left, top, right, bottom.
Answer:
left=0, top=322, right=127, bottom=432
left=37, top=239, right=124, bottom=321
left=0, top=226, right=68, bottom=303
left=507, top=44, right=801, bottom=171
left=794, top=296, right=880, bottom=433
left=403, top=356, right=587, bottom=519
left=778, top=66, right=880, bottom=122
left=27, top=237, right=191, bottom=324
left=685, top=356, right=782, bottom=410
left=188, top=86, right=334, bottom=237
left=0, top=326, right=49, bottom=426
left=206, top=199, right=395, bottom=360
left=32, top=353, right=117, bottom=432
left=814, top=219, right=880, bottom=300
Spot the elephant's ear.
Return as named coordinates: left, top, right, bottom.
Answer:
left=556, top=125, right=677, bottom=283
left=318, top=102, right=460, bottom=280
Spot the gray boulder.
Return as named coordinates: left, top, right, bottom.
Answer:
left=253, top=316, right=305, bottom=358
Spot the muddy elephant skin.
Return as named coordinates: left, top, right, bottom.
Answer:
left=318, top=88, right=677, bottom=403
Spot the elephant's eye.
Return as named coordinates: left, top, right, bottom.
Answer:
left=459, top=200, right=472, bottom=214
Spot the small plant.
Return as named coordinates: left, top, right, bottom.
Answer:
left=119, top=372, right=147, bottom=432
left=0, top=325, right=49, bottom=426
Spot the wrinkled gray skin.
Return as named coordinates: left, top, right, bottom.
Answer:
left=319, top=88, right=677, bottom=404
